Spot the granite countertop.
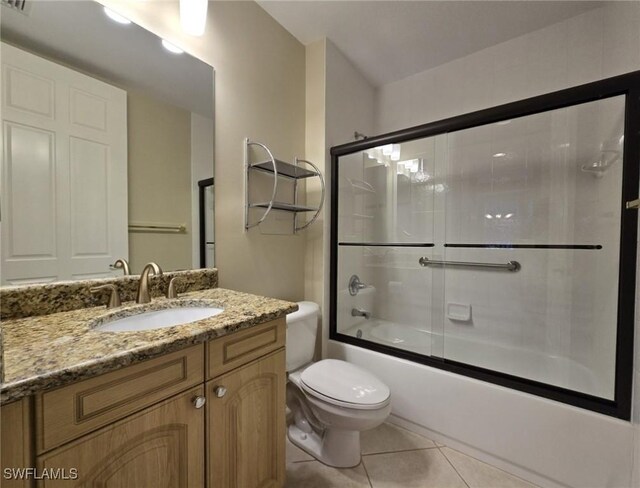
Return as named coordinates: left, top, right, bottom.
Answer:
left=1, top=288, right=297, bottom=403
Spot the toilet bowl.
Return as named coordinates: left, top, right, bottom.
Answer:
left=286, top=302, right=391, bottom=468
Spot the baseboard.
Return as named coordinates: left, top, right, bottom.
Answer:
left=387, top=414, right=570, bottom=488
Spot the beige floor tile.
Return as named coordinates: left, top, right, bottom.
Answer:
left=441, top=447, right=539, bottom=488
left=361, top=422, right=437, bottom=455
left=286, top=438, right=315, bottom=463
left=364, top=449, right=467, bottom=488
left=285, top=461, right=371, bottom=488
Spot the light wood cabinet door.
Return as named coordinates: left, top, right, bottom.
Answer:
left=37, top=387, right=205, bottom=488
left=1, top=398, right=34, bottom=488
left=207, top=349, right=286, bottom=488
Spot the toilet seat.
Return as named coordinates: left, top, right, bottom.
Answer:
left=299, top=359, right=390, bottom=410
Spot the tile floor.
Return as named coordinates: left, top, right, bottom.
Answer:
left=285, top=422, right=540, bottom=488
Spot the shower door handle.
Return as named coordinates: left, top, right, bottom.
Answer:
left=625, top=198, right=640, bottom=209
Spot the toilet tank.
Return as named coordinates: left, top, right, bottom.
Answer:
left=286, top=301, right=320, bottom=372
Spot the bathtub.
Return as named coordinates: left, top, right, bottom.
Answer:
left=342, top=318, right=602, bottom=396
left=331, top=319, right=635, bottom=488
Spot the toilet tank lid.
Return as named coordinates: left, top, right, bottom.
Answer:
left=287, top=301, right=320, bottom=322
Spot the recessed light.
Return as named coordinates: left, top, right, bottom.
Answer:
left=162, top=39, right=184, bottom=54
left=505, top=213, right=514, bottom=219
left=104, top=7, right=131, bottom=25
left=485, top=214, right=493, bottom=219
left=493, top=152, right=507, bottom=158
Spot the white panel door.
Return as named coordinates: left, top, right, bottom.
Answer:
left=1, top=43, right=127, bottom=284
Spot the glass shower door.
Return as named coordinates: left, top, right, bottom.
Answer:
left=440, top=95, right=625, bottom=400
left=335, top=138, right=441, bottom=357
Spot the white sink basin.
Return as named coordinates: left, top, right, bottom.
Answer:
left=95, top=307, right=224, bottom=332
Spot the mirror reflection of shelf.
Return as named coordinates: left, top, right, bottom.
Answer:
left=347, top=178, right=376, bottom=194
left=352, top=213, right=374, bottom=220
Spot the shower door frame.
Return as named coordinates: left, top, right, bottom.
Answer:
left=329, top=70, right=640, bottom=420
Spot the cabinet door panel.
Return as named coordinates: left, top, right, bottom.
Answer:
left=37, top=387, right=204, bottom=488
left=207, top=349, right=285, bottom=488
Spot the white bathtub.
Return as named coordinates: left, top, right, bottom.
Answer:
left=330, top=322, right=636, bottom=488
left=343, top=319, right=603, bottom=397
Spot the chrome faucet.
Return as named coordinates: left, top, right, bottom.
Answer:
left=351, top=308, right=371, bottom=320
left=136, top=262, right=163, bottom=304
left=111, top=258, right=130, bottom=275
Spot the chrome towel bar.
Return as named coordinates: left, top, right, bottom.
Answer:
left=418, top=257, right=521, bottom=272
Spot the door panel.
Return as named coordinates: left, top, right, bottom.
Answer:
left=1, top=42, right=127, bottom=284
left=207, top=350, right=285, bottom=488
left=37, top=387, right=205, bottom=488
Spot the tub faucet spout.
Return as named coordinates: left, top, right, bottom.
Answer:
left=351, top=308, right=371, bottom=320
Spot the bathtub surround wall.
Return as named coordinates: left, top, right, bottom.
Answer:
left=0, top=268, right=218, bottom=320
left=101, top=0, right=306, bottom=302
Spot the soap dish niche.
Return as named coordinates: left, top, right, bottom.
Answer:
left=447, top=303, right=472, bottom=322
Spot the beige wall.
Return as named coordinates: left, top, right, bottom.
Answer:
left=304, top=40, right=327, bottom=358
left=317, top=40, right=377, bottom=355
left=304, top=40, right=326, bottom=311
left=127, top=90, right=192, bottom=272
left=101, top=0, right=306, bottom=301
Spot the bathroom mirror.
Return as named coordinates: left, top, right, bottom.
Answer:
left=0, top=0, right=215, bottom=285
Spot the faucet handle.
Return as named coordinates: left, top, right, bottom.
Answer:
left=90, top=284, right=121, bottom=308
left=166, top=277, right=179, bottom=299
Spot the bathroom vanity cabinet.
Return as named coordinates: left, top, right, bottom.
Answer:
left=0, top=318, right=286, bottom=488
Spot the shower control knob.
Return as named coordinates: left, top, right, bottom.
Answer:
left=192, top=396, right=206, bottom=409
left=214, top=386, right=227, bottom=398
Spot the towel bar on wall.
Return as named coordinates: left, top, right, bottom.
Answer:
left=418, top=257, right=521, bottom=272
left=128, top=223, right=186, bottom=233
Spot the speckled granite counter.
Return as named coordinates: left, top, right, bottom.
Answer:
left=0, top=269, right=219, bottom=320
left=1, top=288, right=297, bottom=403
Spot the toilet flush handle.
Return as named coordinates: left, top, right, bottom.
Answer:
left=214, top=386, right=227, bottom=398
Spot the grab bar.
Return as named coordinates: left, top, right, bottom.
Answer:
left=418, top=257, right=521, bottom=272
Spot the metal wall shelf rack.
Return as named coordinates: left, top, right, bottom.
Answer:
left=244, top=138, right=325, bottom=232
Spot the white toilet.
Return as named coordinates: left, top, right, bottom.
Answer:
left=286, top=301, right=391, bottom=468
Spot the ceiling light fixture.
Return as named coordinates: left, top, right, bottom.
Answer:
left=104, top=7, right=131, bottom=25
left=162, top=39, right=184, bottom=54
left=180, top=0, right=208, bottom=36
left=493, top=152, right=507, bottom=158
left=390, top=144, right=401, bottom=161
